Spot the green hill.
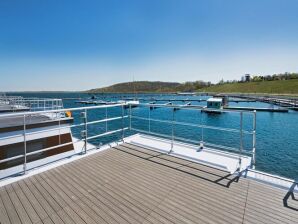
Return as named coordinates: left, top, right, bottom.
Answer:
left=202, top=79, right=298, bottom=94
left=87, top=81, right=209, bottom=93
left=86, top=79, right=298, bottom=95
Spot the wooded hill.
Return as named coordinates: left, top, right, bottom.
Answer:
left=87, top=81, right=210, bottom=93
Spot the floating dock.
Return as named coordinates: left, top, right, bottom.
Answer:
left=75, top=100, right=117, bottom=105
left=141, top=98, right=256, bottom=103
left=224, top=106, right=289, bottom=112
left=223, top=94, right=298, bottom=108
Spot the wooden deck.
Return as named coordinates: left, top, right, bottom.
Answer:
left=0, top=143, right=297, bottom=224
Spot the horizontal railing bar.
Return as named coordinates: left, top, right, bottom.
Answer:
left=0, top=128, right=129, bottom=164
left=25, top=116, right=128, bottom=136
left=26, top=140, right=81, bottom=157
left=0, top=115, right=127, bottom=143
left=130, top=127, right=252, bottom=155
left=131, top=116, right=171, bottom=124
left=87, top=116, right=128, bottom=125
left=0, top=124, right=79, bottom=143
left=0, top=103, right=125, bottom=118
left=138, top=103, right=256, bottom=114
left=87, top=127, right=129, bottom=140
left=131, top=115, right=253, bottom=135
left=0, top=128, right=127, bottom=164
left=0, top=154, right=24, bottom=163
left=0, top=140, right=82, bottom=164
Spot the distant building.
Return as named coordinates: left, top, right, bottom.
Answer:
left=244, top=74, right=251, bottom=82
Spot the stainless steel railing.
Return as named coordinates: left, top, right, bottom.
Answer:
left=128, top=103, right=257, bottom=169
left=0, top=104, right=128, bottom=176
left=0, top=102, right=256, bottom=178
left=0, top=96, right=63, bottom=112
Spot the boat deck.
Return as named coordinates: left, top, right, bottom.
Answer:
left=0, top=143, right=297, bottom=224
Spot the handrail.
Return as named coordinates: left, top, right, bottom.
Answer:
left=0, top=101, right=257, bottom=178
left=0, top=103, right=128, bottom=177
left=0, top=103, right=124, bottom=118
left=128, top=103, right=257, bottom=169
left=130, top=115, right=253, bottom=135
left=0, top=96, right=64, bottom=112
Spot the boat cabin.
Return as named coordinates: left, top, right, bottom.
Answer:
left=207, top=98, right=223, bottom=109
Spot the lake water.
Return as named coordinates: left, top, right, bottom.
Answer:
left=8, top=92, right=298, bottom=179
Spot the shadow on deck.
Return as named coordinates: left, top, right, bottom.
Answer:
left=0, top=142, right=297, bottom=224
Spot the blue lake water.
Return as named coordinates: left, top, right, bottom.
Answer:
left=8, top=92, right=298, bottom=179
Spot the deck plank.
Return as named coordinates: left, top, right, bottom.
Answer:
left=1, top=143, right=298, bottom=224
left=0, top=188, right=11, bottom=224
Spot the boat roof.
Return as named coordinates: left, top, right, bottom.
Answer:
left=0, top=138, right=297, bottom=224
left=0, top=115, right=73, bottom=133
left=207, top=98, right=223, bottom=102
left=0, top=104, right=30, bottom=113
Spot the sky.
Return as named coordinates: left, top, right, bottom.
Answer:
left=0, top=0, right=298, bottom=91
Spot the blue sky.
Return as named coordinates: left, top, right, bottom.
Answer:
left=0, top=0, right=298, bottom=91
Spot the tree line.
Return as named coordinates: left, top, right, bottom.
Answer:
left=218, top=72, right=298, bottom=84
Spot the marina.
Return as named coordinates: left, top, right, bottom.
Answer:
left=2, top=1, right=298, bottom=223
left=0, top=98, right=297, bottom=224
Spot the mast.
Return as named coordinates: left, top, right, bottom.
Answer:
left=133, top=75, right=136, bottom=100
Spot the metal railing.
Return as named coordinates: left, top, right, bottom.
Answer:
left=0, top=104, right=128, bottom=176
left=0, top=102, right=256, bottom=178
left=128, top=103, right=257, bottom=169
left=0, top=96, right=63, bottom=112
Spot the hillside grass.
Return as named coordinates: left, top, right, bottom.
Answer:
left=202, top=79, right=298, bottom=94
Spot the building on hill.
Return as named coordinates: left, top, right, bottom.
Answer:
left=245, top=74, right=251, bottom=82
left=241, top=74, right=251, bottom=82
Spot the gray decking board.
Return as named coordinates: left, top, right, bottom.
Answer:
left=0, top=144, right=297, bottom=224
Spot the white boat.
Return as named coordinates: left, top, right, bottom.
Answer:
left=0, top=96, right=75, bottom=179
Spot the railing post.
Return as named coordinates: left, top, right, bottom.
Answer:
left=200, top=111, right=204, bottom=150
left=58, top=112, right=61, bottom=144
left=23, top=115, right=27, bottom=174
left=121, top=105, right=124, bottom=141
left=105, top=107, right=108, bottom=132
left=129, top=104, right=132, bottom=130
left=148, top=106, right=151, bottom=133
left=170, top=108, right=175, bottom=153
left=80, top=109, right=88, bottom=154
left=84, top=109, right=88, bottom=154
left=252, top=110, right=257, bottom=169
left=239, top=112, right=243, bottom=171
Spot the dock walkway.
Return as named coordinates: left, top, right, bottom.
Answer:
left=1, top=143, right=297, bottom=224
